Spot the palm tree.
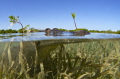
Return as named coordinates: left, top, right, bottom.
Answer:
left=71, top=13, right=77, bottom=29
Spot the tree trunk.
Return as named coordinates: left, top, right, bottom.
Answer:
left=73, top=19, right=77, bottom=29
left=17, top=22, right=24, bottom=33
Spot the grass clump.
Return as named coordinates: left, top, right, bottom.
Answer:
left=0, top=39, right=120, bottom=79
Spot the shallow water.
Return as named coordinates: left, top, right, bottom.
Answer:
left=0, top=32, right=120, bottom=42
left=0, top=32, right=120, bottom=78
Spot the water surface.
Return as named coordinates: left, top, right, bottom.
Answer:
left=0, top=32, right=120, bottom=42
left=0, top=32, right=120, bottom=78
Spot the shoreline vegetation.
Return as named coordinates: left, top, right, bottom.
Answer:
left=0, top=28, right=120, bottom=34
left=1, top=15, right=119, bottom=34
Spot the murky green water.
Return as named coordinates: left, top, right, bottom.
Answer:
left=0, top=38, right=120, bottom=78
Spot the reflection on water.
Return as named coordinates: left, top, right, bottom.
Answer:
left=0, top=32, right=120, bottom=42
left=0, top=38, right=120, bottom=78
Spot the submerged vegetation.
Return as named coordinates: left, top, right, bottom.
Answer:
left=0, top=39, right=120, bottom=79
left=0, top=15, right=120, bottom=79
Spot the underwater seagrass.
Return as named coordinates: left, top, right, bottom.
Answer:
left=0, top=39, right=120, bottom=79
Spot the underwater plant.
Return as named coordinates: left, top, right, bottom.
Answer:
left=0, top=39, right=120, bottom=79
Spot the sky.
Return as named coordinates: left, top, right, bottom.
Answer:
left=0, top=0, right=120, bottom=31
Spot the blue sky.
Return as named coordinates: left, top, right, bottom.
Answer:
left=0, top=0, right=120, bottom=31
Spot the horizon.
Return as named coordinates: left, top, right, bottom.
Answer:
left=0, top=0, right=120, bottom=31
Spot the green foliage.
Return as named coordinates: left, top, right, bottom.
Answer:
left=9, top=15, right=24, bottom=33
left=5, top=29, right=12, bottom=33
left=0, top=29, right=17, bottom=34
left=24, top=25, right=30, bottom=30
left=18, top=27, right=39, bottom=33
left=69, top=28, right=89, bottom=32
left=18, top=29, right=24, bottom=33
left=0, top=29, right=5, bottom=34
left=106, top=29, right=113, bottom=33
left=1, top=27, right=120, bottom=34
left=8, top=15, right=39, bottom=33
left=71, top=13, right=76, bottom=19
left=9, top=15, right=19, bottom=23
left=75, top=28, right=88, bottom=31
left=89, top=30, right=101, bottom=33
left=58, top=28, right=67, bottom=31
left=89, top=30, right=117, bottom=34
left=30, top=28, right=39, bottom=32
left=116, top=30, right=120, bottom=34
left=57, top=28, right=120, bottom=34
left=5, top=29, right=17, bottom=33
left=0, top=27, right=40, bottom=33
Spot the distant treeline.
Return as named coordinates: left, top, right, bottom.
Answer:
left=0, top=28, right=120, bottom=34
left=0, top=28, right=39, bottom=34
left=58, top=28, right=120, bottom=34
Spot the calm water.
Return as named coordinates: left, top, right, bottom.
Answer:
left=0, top=32, right=120, bottom=78
left=0, top=32, right=120, bottom=42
